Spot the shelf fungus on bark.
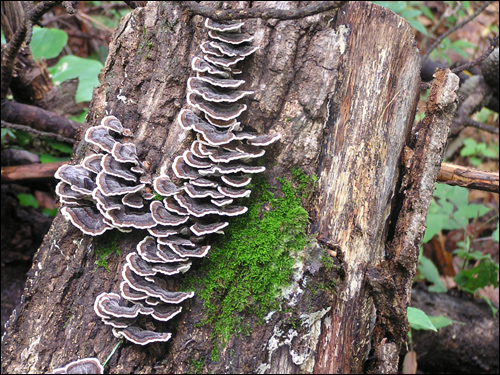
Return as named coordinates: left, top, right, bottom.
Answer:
left=53, top=357, right=104, bottom=374
left=54, top=17, right=280, bottom=349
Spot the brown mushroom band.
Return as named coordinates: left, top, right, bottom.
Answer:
left=55, top=18, right=280, bottom=346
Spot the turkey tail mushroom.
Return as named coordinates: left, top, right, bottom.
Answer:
left=54, top=17, right=280, bottom=346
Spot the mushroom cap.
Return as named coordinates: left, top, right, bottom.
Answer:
left=96, top=170, right=145, bottom=197
left=61, top=206, right=111, bottom=236
left=53, top=357, right=104, bottom=374
left=204, top=18, right=244, bottom=32
left=190, top=221, right=229, bottom=236
left=208, top=29, right=255, bottom=45
left=85, top=125, right=118, bottom=153
left=187, top=77, right=253, bottom=103
left=82, top=154, right=104, bottom=174
left=187, top=92, right=247, bottom=121
left=101, top=154, right=139, bottom=182
left=101, top=115, right=124, bottom=134
left=122, top=264, right=195, bottom=304
left=113, top=325, right=172, bottom=345
left=150, top=200, right=190, bottom=226
left=191, top=56, right=230, bottom=78
left=107, top=206, right=157, bottom=229
left=112, top=142, right=140, bottom=164
left=55, top=164, right=96, bottom=194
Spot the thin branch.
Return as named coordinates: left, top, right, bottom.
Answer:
left=451, top=36, right=499, bottom=75
left=1, top=120, right=76, bottom=144
left=179, top=1, right=347, bottom=21
left=463, top=118, right=499, bottom=135
left=1, top=161, right=68, bottom=183
left=422, top=1, right=494, bottom=64
left=437, top=162, right=499, bottom=193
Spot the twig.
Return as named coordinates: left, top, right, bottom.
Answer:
left=437, top=162, right=499, bottom=193
left=1, top=161, right=68, bottom=182
left=463, top=118, right=499, bottom=135
left=422, top=1, right=494, bottom=64
left=1, top=120, right=76, bottom=144
left=179, top=1, right=347, bottom=21
left=451, top=36, right=499, bottom=75
left=76, top=12, right=115, bottom=34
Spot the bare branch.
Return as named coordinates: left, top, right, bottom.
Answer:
left=1, top=161, right=68, bottom=183
left=463, top=118, right=499, bottom=135
left=422, top=1, right=494, bottom=64
left=437, top=162, right=499, bottom=193
left=452, top=36, right=499, bottom=75
left=1, top=120, right=76, bottom=144
left=179, top=1, right=347, bottom=21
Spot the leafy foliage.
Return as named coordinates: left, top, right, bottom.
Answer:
left=407, top=307, right=438, bottom=331
left=372, top=1, right=431, bottom=35
left=460, top=138, right=499, bottom=167
left=424, top=184, right=491, bottom=243
left=30, top=27, right=68, bottom=60
left=48, top=55, right=103, bottom=103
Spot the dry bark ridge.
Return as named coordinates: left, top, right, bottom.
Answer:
left=1, top=2, right=457, bottom=373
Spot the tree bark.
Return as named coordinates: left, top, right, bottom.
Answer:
left=2, top=2, right=442, bottom=373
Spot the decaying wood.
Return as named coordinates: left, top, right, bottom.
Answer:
left=1, top=101, right=81, bottom=139
left=410, top=287, right=499, bottom=374
left=1, top=161, right=67, bottom=182
left=1, top=2, right=435, bottom=373
left=437, top=162, right=499, bottom=193
left=366, top=68, right=459, bottom=374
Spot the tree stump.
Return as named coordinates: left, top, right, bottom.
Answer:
left=1, top=2, right=454, bottom=374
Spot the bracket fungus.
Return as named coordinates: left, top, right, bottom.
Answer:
left=54, top=17, right=280, bottom=347
left=53, top=357, right=104, bottom=374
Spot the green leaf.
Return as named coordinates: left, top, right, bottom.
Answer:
left=48, top=55, right=103, bottom=103
left=42, top=207, right=58, bottom=217
left=460, top=138, right=478, bottom=157
left=453, top=204, right=490, bottom=221
left=1, top=128, right=16, bottom=145
left=429, top=315, right=459, bottom=329
left=17, top=193, right=39, bottom=209
left=493, top=226, right=499, bottom=243
left=372, top=1, right=408, bottom=13
left=407, top=18, right=428, bottom=36
left=455, top=260, right=499, bottom=292
left=407, top=307, right=437, bottom=331
left=45, top=139, right=73, bottom=155
left=30, top=27, right=68, bottom=60
left=1, top=26, right=6, bottom=44
left=418, top=255, right=447, bottom=293
left=69, top=108, right=89, bottom=123
left=419, top=5, right=435, bottom=21
left=399, top=9, right=422, bottom=19
left=12, top=130, right=31, bottom=146
left=39, top=154, right=71, bottom=164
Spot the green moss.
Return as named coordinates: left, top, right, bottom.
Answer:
left=189, top=357, right=204, bottom=374
left=184, top=169, right=315, bottom=360
left=94, top=232, right=121, bottom=272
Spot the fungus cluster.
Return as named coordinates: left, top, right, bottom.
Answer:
left=54, top=17, right=279, bottom=346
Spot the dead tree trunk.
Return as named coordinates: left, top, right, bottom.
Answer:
left=1, top=2, right=456, bottom=374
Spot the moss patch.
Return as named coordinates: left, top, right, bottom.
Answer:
left=94, top=232, right=121, bottom=272
left=185, top=169, right=316, bottom=360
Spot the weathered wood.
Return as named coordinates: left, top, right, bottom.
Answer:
left=1, top=161, right=67, bottom=182
left=437, top=162, right=499, bottom=193
left=1, top=2, right=426, bottom=373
